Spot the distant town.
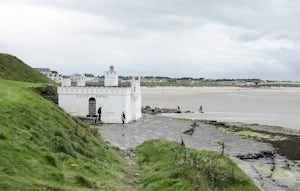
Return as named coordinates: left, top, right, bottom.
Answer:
left=34, top=68, right=300, bottom=87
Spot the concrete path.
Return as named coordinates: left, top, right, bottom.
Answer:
left=99, top=114, right=273, bottom=156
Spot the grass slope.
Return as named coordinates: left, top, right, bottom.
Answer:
left=0, top=53, right=55, bottom=84
left=136, top=139, right=260, bottom=191
left=0, top=79, right=128, bottom=191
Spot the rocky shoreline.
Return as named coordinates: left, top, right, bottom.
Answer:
left=98, top=114, right=300, bottom=190
left=142, top=105, right=193, bottom=114
left=144, top=105, right=300, bottom=161
left=205, top=121, right=300, bottom=161
left=207, top=121, right=300, bottom=136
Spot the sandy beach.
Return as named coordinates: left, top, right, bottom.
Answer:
left=142, top=87, right=300, bottom=130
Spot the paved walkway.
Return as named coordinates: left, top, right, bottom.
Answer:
left=98, top=114, right=273, bottom=156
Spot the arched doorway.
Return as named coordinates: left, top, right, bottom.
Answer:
left=88, top=97, right=96, bottom=117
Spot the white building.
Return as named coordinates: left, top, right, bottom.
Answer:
left=35, top=68, right=51, bottom=75
left=84, top=74, right=99, bottom=83
left=35, top=68, right=63, bottom=83
left=47, top=71, right=63, bottom=83
left=57, top=66, right=142, bottom=123
left=70, top=73, right=84, bottom=82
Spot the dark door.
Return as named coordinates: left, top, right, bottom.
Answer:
left=88, top=97, right=96, bottom=117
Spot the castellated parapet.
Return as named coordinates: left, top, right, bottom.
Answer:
left=58, top=86, right=131, bottom=95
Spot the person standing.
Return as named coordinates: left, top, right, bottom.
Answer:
left=121, top=111, right=126, bottom=124
left=98, top=107, right=102, bottom=121
left=199, top=105, right=203, bottom=113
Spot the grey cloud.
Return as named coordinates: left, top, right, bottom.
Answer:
left=1, top=0, right=300, bottom=80
left=238, top=32, right=264, bottom=42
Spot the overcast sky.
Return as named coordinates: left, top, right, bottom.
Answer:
left=1, top=0, right=300, bottom=80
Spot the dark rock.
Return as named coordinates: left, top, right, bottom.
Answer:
left=215, top=122, right=225, bottom=126
left=39, top=84, right=58, bottom=104
left=206, top=120, right=217, bottom=124
left=183, top=127, right=196, bottom=135
left=190, top=122, right=199, bottom=128
left=143, top=105, right=191, bottom=114
left=236, top=151, right=275, bottom=160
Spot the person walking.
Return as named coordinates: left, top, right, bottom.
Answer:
left=199, top=105, right=203, bottom=113
left=121, top=111, right=126, bottom=124
left=98, top=107, right=102, bottom=121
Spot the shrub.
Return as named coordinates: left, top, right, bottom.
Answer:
left=75, top=175, right=96, bottom=188
left=44, top=154, right=57, bottom=167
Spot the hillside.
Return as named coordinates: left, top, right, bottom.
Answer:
left=0, top=53, right=55, bottom=84
left=0, top=79, right=128, bottom=190
left=136, top=140, right=259, bottom=191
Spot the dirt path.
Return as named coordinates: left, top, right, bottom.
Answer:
left=121, top=149, right=142, bottom=191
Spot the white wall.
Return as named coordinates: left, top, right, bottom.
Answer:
left=104, top=74, right=118, bottom=87
left=104, top=66, right=118, bottom=87
left=77, top=80, right=86, bottom=87
left=57, top=87, right=141, bottom=123
left=130, top=76, right=142, bottom=120
left=61, top=79, right=71, bottom=87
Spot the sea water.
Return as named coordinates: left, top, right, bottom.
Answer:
left=142, top=87, right=300, bottom=130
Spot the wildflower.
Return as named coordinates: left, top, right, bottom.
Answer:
left=70, top=163, right=79, bottom=167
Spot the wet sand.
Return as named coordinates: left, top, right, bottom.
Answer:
left=142, top=87, right=300, bottom=130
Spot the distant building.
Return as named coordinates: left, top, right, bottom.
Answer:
left=47, top=71, right=63, bottom=83
left=84, top=74, right=99, bottom=82
left=57, top=66, right=142, bottom=123
left=71, top=73, right=99, bottom=83
left=35, top=68, right=63, bottom=83
left=70, top=73, right=84, bottom=82
left=35, top=68, right=51, bottom=75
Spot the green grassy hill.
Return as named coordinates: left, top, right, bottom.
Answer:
left=0, top=53, right=55, bottom=84
left=136, top=140, right=260, bottom=191
left=0, top=79, right=128, bottom=190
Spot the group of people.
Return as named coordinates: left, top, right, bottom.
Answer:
left=97, top=107, right=126, bottom=124
left=96, top=105, right=203, bottom=124
left=178, top=105, right=204, bottom=113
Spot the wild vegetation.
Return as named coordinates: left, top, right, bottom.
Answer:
left=0, top=79, right=128, bottom=190
left=0, top=53, right=55, bottom=85
left=135, top=139, right=259, bottom=191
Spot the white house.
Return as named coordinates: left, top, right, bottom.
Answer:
left=35, top=68, right=63, bottom=83
left=70, top=73, right=84, bottom=82
left=57, top=66, right=142, bottom=123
